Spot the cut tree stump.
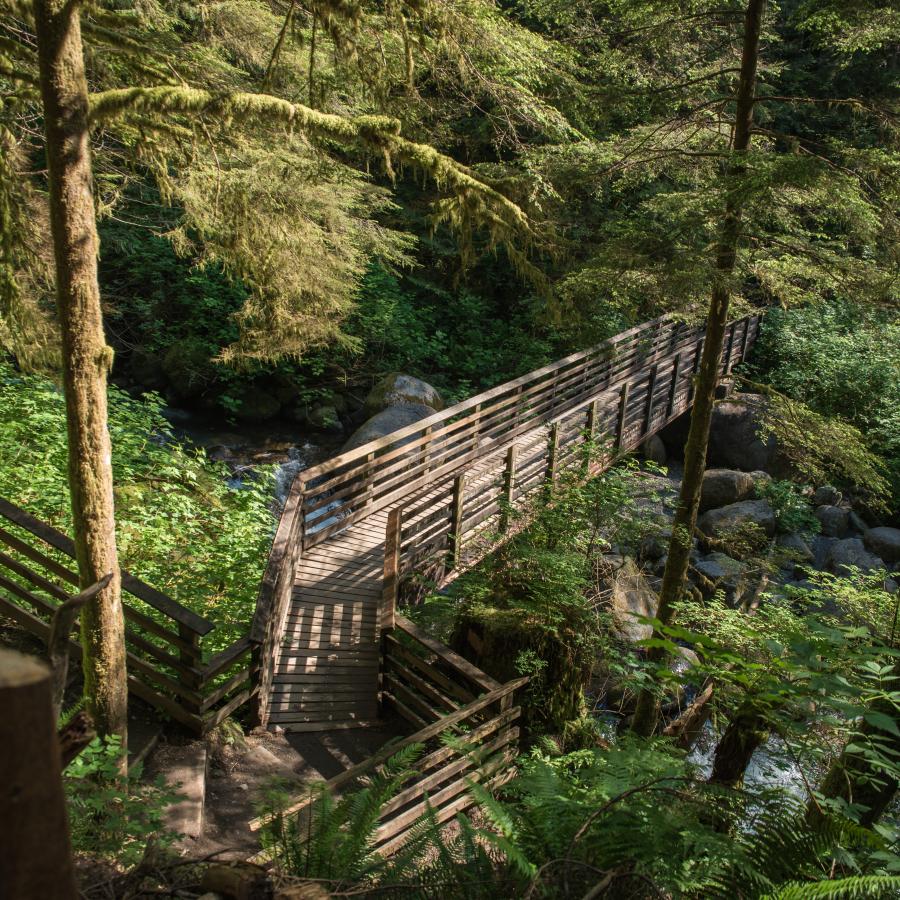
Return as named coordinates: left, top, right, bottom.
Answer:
left=0, top=647, right=78, bottom=898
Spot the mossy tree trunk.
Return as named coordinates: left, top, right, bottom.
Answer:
left=810, top=692, right=900, bottom=828
left=708, top=706, right=769, bottom=788
left=34, top=0, right=127, bottom=746
left=631, top=0, right=766, bottom=737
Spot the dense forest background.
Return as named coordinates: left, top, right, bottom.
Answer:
left=4, top=1, right=896, bottom=423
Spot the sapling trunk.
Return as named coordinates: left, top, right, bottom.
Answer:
left=34, top=0, right=127, bottom=746
left=631, top=0, right=766, bottom=737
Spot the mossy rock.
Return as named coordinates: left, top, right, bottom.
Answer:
left=363, top=374, right=444, bottom=418
left=451, top=607, right=592, bottom=734
left=160, top=339, right=214, bottom=403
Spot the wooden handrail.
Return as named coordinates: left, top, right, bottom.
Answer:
left=394, top=614, right=501, bottom=692
left=248, top=674, right=529, bottom=830
left=0, top=498, right=214, bottom=636
left=298, top=314, right=675, bottom=483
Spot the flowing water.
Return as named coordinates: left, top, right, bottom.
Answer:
left=162, top=406, right=345, bottom=508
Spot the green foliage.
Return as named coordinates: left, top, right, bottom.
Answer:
left=749, top=303, right=900, bottom=509
left=755, top=391, right=891, bottom=511
left=0, top=360, right=273, bottom=647
left=760, top=479, right=821, bottom=535
left=64, top=735, right=181, bottom=866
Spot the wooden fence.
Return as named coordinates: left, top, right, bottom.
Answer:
left=0, top=498, right=257, bottom=735
left=291, top=314, right=756, bottom=555
left=250, top=670, right=528, bottom=857
left=379, top=314, right=760, bottom=612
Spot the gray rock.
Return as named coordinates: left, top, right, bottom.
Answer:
left=230, top=384, right=281, bottom=422
left=641, top=434, right=667, bottom=466
left=307, top=403, right=342, bottom=433
left=700, top=469, right=756, bottom=512
left=815, top=505, right=850, bottom=538
left=749, top=471, right=773, bottom=497
left=813, top=485, right=843, bottom=507
left=812, top=535, right=838, bottom=570
left=828, top=538, right=886, bottom=576
left=694, top=551, right=744, bottom=583
left=697, top=499, right=777, bottom=540
left=602, top=558, right=658, bottom=643
left=864, top=527, right=900, bottom=564
left=639, top=532, right=668, bottom=562
left=707, top=394, right=779, bottom=473
left=849, top=511, right=869, bottom=534
left=342, top=403, right=436, bottom=454
left=364, top=374, right=443, bottom=418
left=777, top=533, right=815, bottom=564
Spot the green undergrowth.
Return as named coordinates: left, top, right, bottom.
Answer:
left=0, top=360, right=274, bottom=651
left=410, top=454, right=671, bottom=737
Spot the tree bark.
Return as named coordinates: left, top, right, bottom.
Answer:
left=631, top=0, right=766, bottom=737
left=810, top=694, right=900, bottom=828
left=708, top=706, right=769, bottom=788
left=34, top=0, right=127, bottom=746
left=0, top=648, right=79, bottom=899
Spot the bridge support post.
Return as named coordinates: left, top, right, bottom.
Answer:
left=642, top=364, right=658, bottom=437
left=666, top=354, right=681, bottom=419
left=382, top=508, right=403, bottom=632
left=615, top=382, right=630, bottom=451
left=739, top=317, right=751, bottom=363
left=450, top=474, right=466, bottom=568
left=688, top=343, right=703, bottom=404
left=723, top=321, right=737, bottom=374
left=501, top=445, right=517, bottom=532
left=546, top=423, right=560, bottom=484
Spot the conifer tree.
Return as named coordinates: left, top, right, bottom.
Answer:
left=630, top=0, right=767, bottom=737
left=33, top=0, right=126, bottom=745
left=3, top=0, right=540, bottom=749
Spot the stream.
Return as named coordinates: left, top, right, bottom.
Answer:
left=161, top=406, right=345, bottom=508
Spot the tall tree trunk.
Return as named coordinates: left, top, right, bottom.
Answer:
left=631, top=0, right=766, bottom=737
left=708, top=706, right=769, bottom=788
left=34, top=0, right=127, bottom=745
left=809, top=693, right=900, bottom=828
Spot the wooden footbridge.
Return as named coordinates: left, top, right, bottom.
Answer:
left=0, top=311, right=757, bottom=849
left=251, top=312, right=760, bottom=731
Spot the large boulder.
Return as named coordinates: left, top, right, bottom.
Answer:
left=341, top=403, right=436, bottom=454
left=827, top=538, right=886, bottom=575
left=640, top=434, right=667, bottom=466
left=707, top=394, right=779, bottom=473
left=697, top=499, right=777, bottom=540
left=363, top=374, right=443, bottom=418
left=700, top=469, right=756, bottom=512
left=692, top=551, right=747, bottom=605
left=229, top=383, right=281, bottom=422
left=602, top=558, right=658, bottom=643
left=864, top=527, right=900, bottom=564
left=815, top=505, right=850, bottom=538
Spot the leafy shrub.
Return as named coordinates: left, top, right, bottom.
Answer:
left=748, top=302, right=900, bottom=510
left=0, top=361, right=274, bottom=648
left=65, top=735, right=181, bottom=866
left=760, top=479, right=821, bottom=535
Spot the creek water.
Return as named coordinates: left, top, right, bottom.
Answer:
left=161, top=406, right=345, bottom=507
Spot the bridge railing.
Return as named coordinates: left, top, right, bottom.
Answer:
left=250, top=673, right=529, bottom=857
left=381, top=314, right=760, bottom=610
left=292, top=314, right=708, bottom=550
left=0, top=498, right=257, bottom=734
